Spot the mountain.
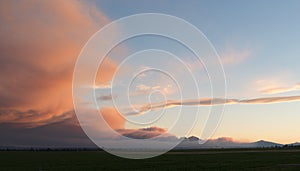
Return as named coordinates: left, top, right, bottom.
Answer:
left=288, top=142, right=300, bottom=146
left=248, top=140, right=282, bottom=148
left=175, top=137, right=283, bottom=149
left=187, top=136, right=200, bottom=142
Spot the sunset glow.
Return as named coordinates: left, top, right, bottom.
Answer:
left=1, top=0, right=300, bottom=150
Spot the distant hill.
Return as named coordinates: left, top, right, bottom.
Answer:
left=176, top=136, right=284, bottom=149
left=288, top=142, right=300, bottom=147
left=2, top=135, right=300, bottom=150
left=248, top=140, right=282, bottom=148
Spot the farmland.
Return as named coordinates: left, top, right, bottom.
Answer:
left=1, top=148, right=300, bottom=170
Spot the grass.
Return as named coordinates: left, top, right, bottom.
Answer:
left=1, top=148, right=300, bottom=170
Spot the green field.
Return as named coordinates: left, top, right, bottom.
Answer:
left=1, top=149, right=300, bottom=170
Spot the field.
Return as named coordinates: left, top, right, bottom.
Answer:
left=1, top=149, right=300, bottom=170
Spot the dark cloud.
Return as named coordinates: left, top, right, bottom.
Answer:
left=97, top=94, right=116, bottom=101
left=100, top=108, right=176, bottom=141
left=0, top=115, right=95, bottom=148
left=116, top=126, right=176, bottom=140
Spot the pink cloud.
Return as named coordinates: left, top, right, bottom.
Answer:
left=99, top=107, right=176, bottom=140
left=99, top=107, right=125, bottom=130
left=0, top=0, right=116, bottom=127
left=220, top=46, right=251, bottom=66
left=124, top=95, right=300, bottom=115
left=260, top=83, right=300, bottom=94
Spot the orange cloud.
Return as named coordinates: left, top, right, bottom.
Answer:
left=0, top=0, right=116, bottom=127
left=96, top=58, right=118, bottom=87
left=99, top=107, right=175, bottom=140
left=260, top=83, right=300, bottom=94
left=99, top=107, right=125, bottom=130
left=124, top=95, right=300, bottom=115
left=209, top=137, right=235, bottom=142
left=254, top=73, right=297, bottom=95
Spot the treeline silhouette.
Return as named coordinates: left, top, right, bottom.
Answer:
left=1, top=144, right=299, bottom=151
left=0, top=147, right=102, bottom=151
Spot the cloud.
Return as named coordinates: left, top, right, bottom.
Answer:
left=97, top=94, right=116, bottom=101
left=116, top=126, right=178, bottom=141
left=239, top=95, right=300, bottom=104
left=99, top=107, right=177, bottom=140
left=124, top=95, right=300, bottom=115
left=136, top=84, right=154, bottom=91
left=131, top=84, right=161, bottom=96
left=210, top=137, right=235, bottom=142
left=99, top=107, right=125, bottom=130
left=220, top=46, right=251, bottom=66
left=0, top=0, right=117, bottom=127
left=254, top=73, right=297, bottom=95
left=96, top=58, right=118, bottom=87
left=205, top=137, right=248, bottom=144
left=124, top=98, right=235, bottom=115
left=0, top=109, right=74, bottom=128
left=130, top=83, right=175, bottom=97
left=260, top=83, right=300, bottom=94
left=0, top=116, right=96, bottom=147
left=116, top=126, right=168, bottom=139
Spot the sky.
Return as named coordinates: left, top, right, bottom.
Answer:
left=0, top=0, right=300, bottom=148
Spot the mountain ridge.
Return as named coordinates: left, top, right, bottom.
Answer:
left=1, top=136, right=299, bottom=150
left=175, top=136, right=296, bottom=149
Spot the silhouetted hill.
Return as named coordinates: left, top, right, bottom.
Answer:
left=176, top=137, right=284, bottom=149
left=3, top=134, right=300, bottom=150
left=248, top=140, right=282, bottom=148
left=288, top=142, right=300, bottom=147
